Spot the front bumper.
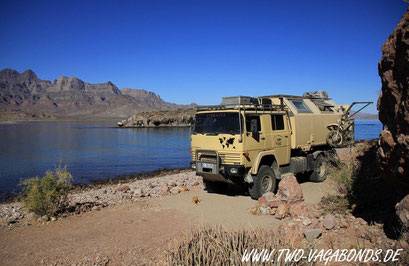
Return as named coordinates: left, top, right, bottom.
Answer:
left=190, top=160, right=245, bottom=183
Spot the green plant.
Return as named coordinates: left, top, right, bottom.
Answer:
left=19, top=165, right=73, bottom=216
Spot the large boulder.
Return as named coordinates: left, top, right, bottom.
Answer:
left=277, top=175, right=304, bottom=203
left=377, top=8, right=409, bottom=196
left=396, top=194, right=409, bottom=239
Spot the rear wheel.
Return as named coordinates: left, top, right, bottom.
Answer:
left=248, top=165, right=277, bottom=200
left=309, top=154, right=327, bottom=182
left=203, top=179, right=228, bottom=193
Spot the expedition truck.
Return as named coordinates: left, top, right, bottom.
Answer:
left=189, top=91, right=371, bottom=199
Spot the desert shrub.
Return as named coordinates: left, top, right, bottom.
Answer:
left=320, top=158, right=356, bottom=214
left=19, top=165, right=73, bottom=216
left=354, top=142, right=371, bottom=154
left=327, top=158, right=356, bottom=196
left=165, top=226, right=305, bottom=265
left=320, top=194, right=350, bottom=215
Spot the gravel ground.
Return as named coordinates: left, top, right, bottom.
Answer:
left=0, top=170, right=202, bottom=226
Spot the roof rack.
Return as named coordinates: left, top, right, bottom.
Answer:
left=261, top=94, right=332, bottom=100
left=195, top=103, right=287, bottom=112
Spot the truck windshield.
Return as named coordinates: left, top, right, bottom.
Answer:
left=194, top=112, right=242, bottom=134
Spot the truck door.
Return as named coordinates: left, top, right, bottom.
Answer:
left=265, top=114, right=291, bottom=165
left=244, top=114, right=265, bottom=153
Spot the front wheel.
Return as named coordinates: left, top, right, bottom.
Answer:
left=248, top=165, right=277, bottom=200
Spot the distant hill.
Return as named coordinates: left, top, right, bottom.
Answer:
left=0, top=68, right=192, bottom=118
left=351, top=111, right=378, bottom=120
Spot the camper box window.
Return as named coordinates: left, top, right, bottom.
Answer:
left=290, top=100, right=312, bottom=113
left=313, top=100, right=334, bottom=112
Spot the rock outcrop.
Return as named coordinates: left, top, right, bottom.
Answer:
left=118, top=109, right=194, bottom=128
left=0, top=68, right=192, bottom=118
left=377, top=8, right=409, bottom=196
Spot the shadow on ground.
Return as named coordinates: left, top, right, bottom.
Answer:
left=352, top=143, right=403, bottom=239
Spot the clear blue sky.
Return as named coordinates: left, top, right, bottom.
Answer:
left=0, top=0, right=407, bottom=113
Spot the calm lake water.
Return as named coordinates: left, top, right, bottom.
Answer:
left=0, top=119, right=382, bottom=200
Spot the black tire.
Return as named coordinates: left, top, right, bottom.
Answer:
left=203, top=179, right=228, bottom=193
left=248, top=165, right=277, bottom=200
left=309, top=154, right=327, bottom=182
left=326, top=130, right=343, bottom=148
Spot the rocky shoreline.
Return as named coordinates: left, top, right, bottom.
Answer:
left=0, top=169, right=202, bottom=227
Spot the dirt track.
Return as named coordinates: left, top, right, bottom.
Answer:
left=0, top=177, right=332, bottom=265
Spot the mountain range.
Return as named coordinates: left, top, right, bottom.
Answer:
left=0, top=68, right=378, bottom=120
left=0, top=68, right=191, bottom=118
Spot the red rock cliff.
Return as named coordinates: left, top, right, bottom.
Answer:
left=377, top=8, right=409, bottom=196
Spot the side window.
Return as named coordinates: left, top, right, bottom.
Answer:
left=271, top=115, right=285, bottom=130
left=290, top=100, right=312, bottom=113
left=246, top=116, right=261, bottom=132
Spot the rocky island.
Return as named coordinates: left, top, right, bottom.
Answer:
left=117, top=108, right=195, bottom=127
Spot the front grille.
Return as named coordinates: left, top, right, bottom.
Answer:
left=219, top=152, right=241, bottom=164
left=199, top=155, right=218, bottom=163
left=192, top=150, right=241, bottom=165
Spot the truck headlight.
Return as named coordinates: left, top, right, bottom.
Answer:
left=190, top=162, right=196, bottom=169
left=230, top=168, right=238, bottom=174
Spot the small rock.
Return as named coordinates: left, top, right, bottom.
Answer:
left=179, top=186, right=189, bottom=192
left=160, top=186, right=170, bottom=196
left=27, top=212, right=36, bottom=220
left=310, top=220, right=320, bottom=229
left=113, top=185, right=130, bottom=193
left=339, top=220, right=348, bottom=228
left=269, top=208, right=277, bottom=215
left=304, top=228, right=322, bottom=239
left=38, top=215, right=49, bottom=223
left=356, top=217, right=367, bottom=225
left=275, top=204, right=289, bottom=219
left=92, top=206, right=100, bottom=211
left=322, top=214, right=336, bottom=230
left=7, top=216, right=18, bottom=224
left=303, top=218, right=312, bottom=226
left=134, top=188, right=143, bottom=196
left=170, top=187, right=180, bottom=194
left=50, top=216, right=57, bottom=221
left=192, top=196, right=201, bottom=204
left=259, top=206, right=269, bottom=215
